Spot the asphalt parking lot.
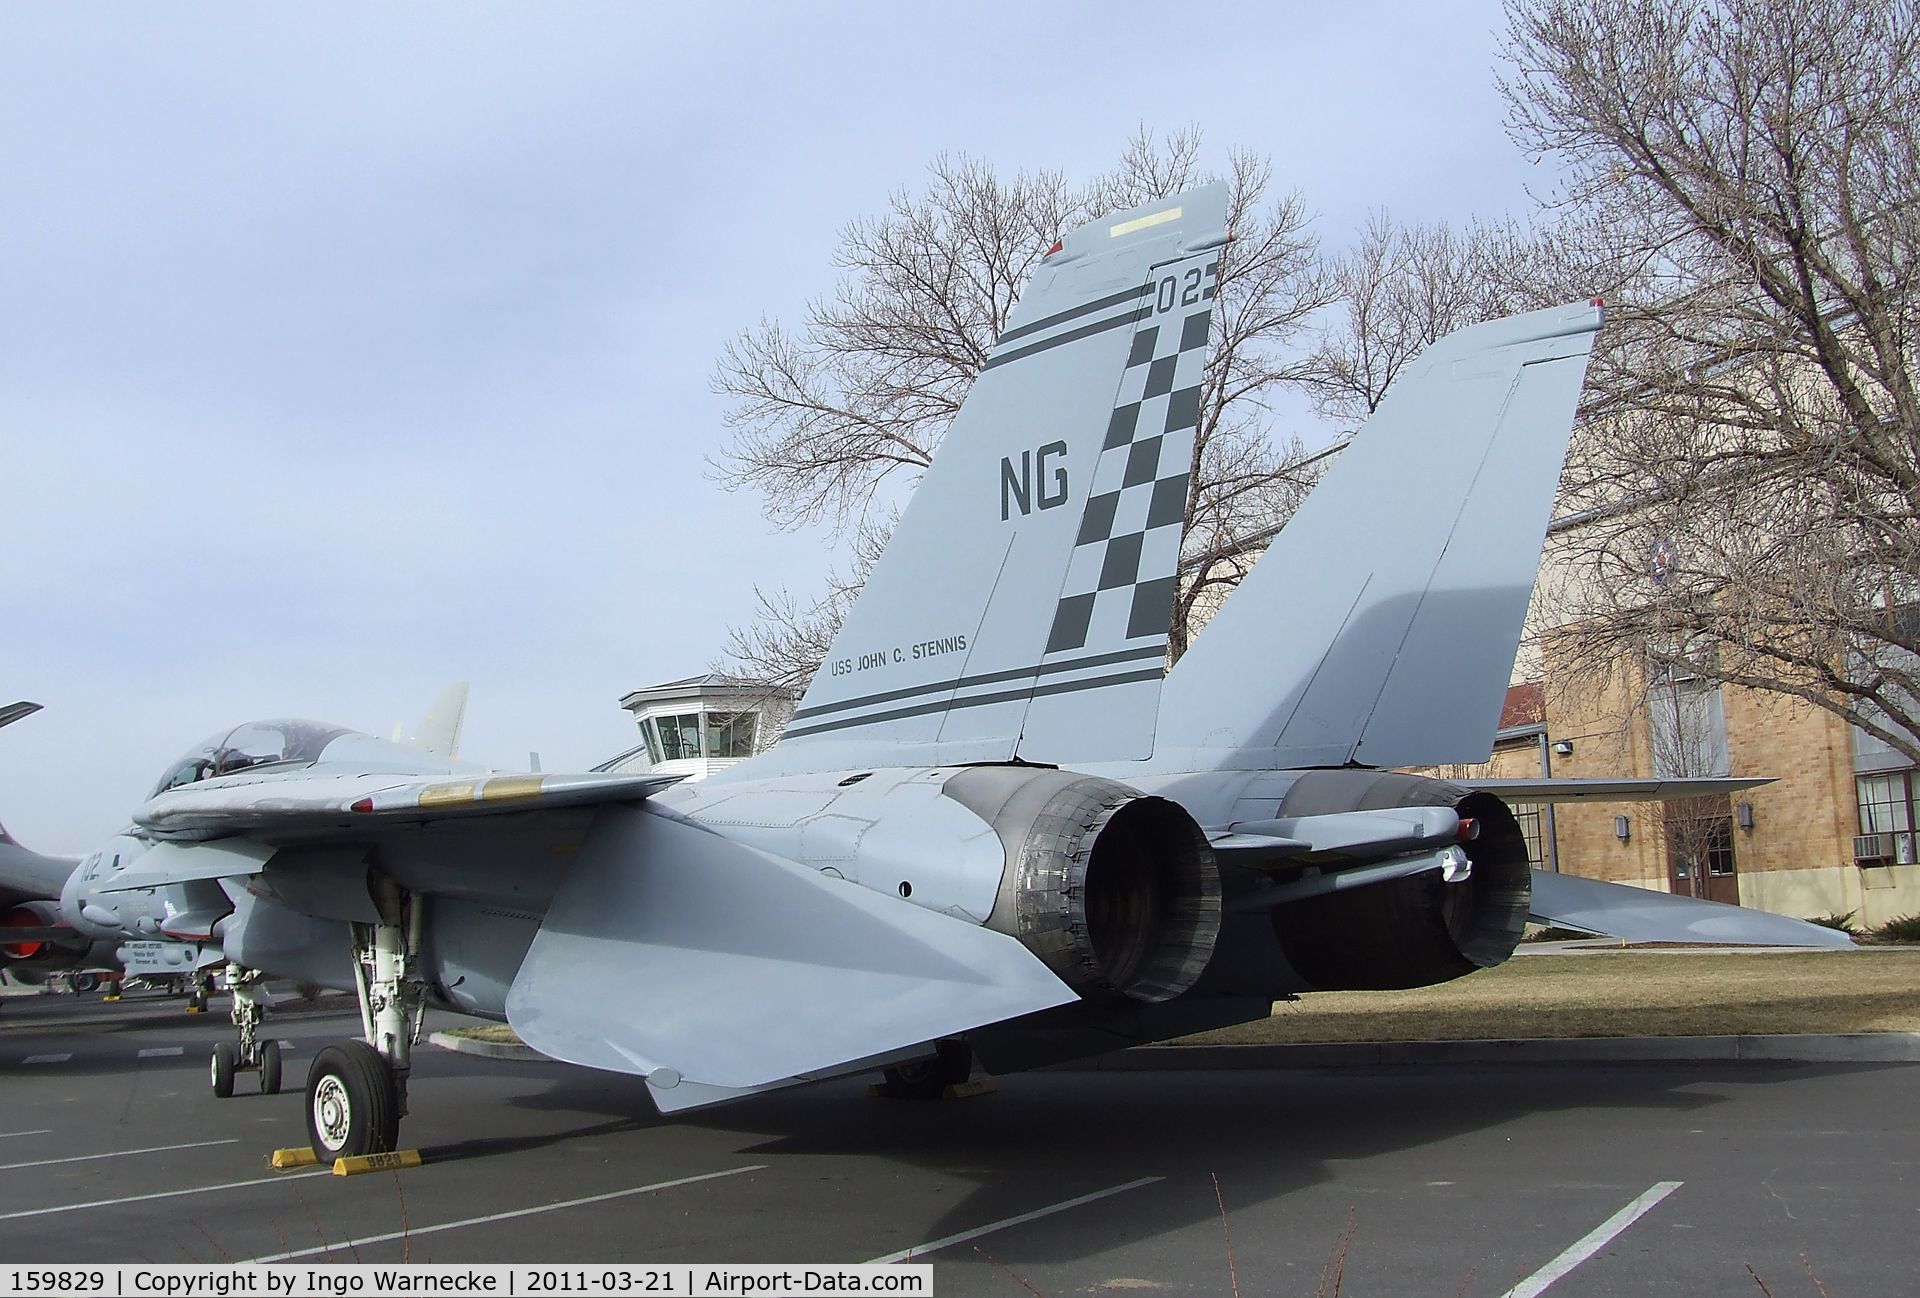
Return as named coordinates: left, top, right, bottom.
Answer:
left=1, top=990, right=1915, bottom=1296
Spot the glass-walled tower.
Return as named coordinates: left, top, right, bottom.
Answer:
left=596, top=674, right=788, bottom=781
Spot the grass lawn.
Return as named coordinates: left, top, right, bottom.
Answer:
left=444, top=1023, right=524, bottom=1044
left=444, top=951, right=1920, bottom=1049
left=1175, top=949, right=1920, bottom=1045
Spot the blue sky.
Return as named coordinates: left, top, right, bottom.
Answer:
left=0, top=2, right=1552, bottom=852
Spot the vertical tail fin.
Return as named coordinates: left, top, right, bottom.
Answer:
left=398, top=683, right=469, bottom=758
left=1158, top=303, right=1602, bottom=769
left=763, top=188, right=1230, bottom=774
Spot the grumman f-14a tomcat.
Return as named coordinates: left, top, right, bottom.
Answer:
left=55, top=184, right=1847, bottom=1162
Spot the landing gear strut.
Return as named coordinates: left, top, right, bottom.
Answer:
left=207, top=964, right=281, bottom=1097
left=186, top=969, right=211, bottom=1014
left=304, top=873, right=426, bottom=1161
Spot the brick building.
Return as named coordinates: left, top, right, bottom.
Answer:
left=1439, top=644, right=1920, bottom=929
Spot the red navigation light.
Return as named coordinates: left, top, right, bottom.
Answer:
left=350, top=797, right=374, bottom=813
left=1457, top=817, right=1480, bottom=843
left=1043, top=239, right=1063, bottom=257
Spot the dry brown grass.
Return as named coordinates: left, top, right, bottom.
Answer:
left=444, top=1023, right=524, bottom=1044
left=1176, top=950, right=1920, bottom=1045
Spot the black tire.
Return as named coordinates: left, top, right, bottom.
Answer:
left=188, top=990, right=207, bottom=1013
left=882, top=1039, right=973, bottom=1099
left=71, top=973, right=100, bottom=994
left=210, top=1042, right=236, bottom=1099
left=259, top=1040, right=282, bottom=1095
left=305, top=1042, right=399, bottom=1160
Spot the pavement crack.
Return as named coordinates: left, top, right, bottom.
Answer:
left=1762, top=1173, right=1797, bottom=1221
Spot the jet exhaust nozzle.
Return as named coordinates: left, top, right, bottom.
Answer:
left=3, top=900, right=90, bottom=966
left=1266, top=775, right=1532, bottom=992
left=953, top=770, right=1223, bottom=1003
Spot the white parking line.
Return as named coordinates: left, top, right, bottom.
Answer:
left=0, top=1138, right=240, bottom=1172
left=0, top=1130, right=53, bottom=1140
left=137, top=1046, right=185, bottom=1058
left=1500, top=1181, right=1685, bottom=1298
left=865, top=1176, right=1164, bottom=1265
left=23, top=1053, right=71, bottom=1065
left=248, top=1165, right=768, bottom=1262
left=0, top=1170, right=332, bottom=1222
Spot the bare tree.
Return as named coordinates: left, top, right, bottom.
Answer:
left=712, top=158, right=1080, bottom=533
left=1502, top=0, right=1920, bottom=761
left=712, top=129, right=1333, bottom=684
left=715, top=519, right=888, bottom=705
left=1304, top=213, right=1540, bottom=425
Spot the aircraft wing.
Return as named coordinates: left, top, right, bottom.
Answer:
left=1529, top=869, right=1854, bottom=948
left=1468, top=776, right=1773, bottom=803
left=0, top=701, right=43, bottom=731
left=506, top=803, right=1078, bottom=1092
left=129, top=771, right=682, bottom=845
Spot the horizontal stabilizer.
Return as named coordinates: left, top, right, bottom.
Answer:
left=1529, top=870, right=1854, bottom=948
left=1472, top=776, right=1771, bottom=803
left=507, top=804, right=1077, bottom=1090
left=138, top=771, right=681, bottom=840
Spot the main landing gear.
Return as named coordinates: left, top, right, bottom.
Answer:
left=879, top=1038, right=976, bottom=1099
left=303, top=873, right=426, bottom=1161
left=207, top=965, right=282, bottom=1098
left=186, top=969, right=211, bottom=1014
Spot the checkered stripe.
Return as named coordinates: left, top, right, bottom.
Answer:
left=1045, top=268, right=1215, bottom=656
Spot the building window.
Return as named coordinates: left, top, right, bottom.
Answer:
left=1702, top=820, right=1736, bottom=876
left=1510, top=804, right=1543, bottom=868
left=1665, top=795, right=1736, bottom=883
left=1856, top=771, right=1917, bottom=865
left=704, top=712, right=757, bottom=759
left=655, top=713, right=704, bottom=761
left=640, top=719, right=664, bottom=765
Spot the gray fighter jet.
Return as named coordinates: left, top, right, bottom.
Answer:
left=72, top=186, right=1846, bottom=1162
left=0, top=690, right=468, bottom=1009
left=1, top=703, right=96, bottom=981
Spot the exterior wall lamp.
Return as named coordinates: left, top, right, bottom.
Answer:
left=1614, top=814, right=1631, bottom=842
left=1553, top=739, right=1574, bottom=756
left=1736, top=801, right=1755, bottom=830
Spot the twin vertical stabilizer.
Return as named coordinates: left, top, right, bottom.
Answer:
left=760, top=187, right=1230, bottom=775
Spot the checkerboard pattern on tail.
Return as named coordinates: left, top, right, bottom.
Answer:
left=1045, top=256, right=1217, bottom=656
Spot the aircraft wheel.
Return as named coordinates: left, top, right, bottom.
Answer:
left=71, top=973, right=100, bottom=994
left=882, top=1039, right=973, bottom=1099
left=210, top=1042, right=237, bottom=1099
left=305, top=1042, right=399, bottom=1160
left=259, top=1040, right=283, bottom=1095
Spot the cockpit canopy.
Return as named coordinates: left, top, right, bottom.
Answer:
left=150, top=720, right=354, bottom=798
